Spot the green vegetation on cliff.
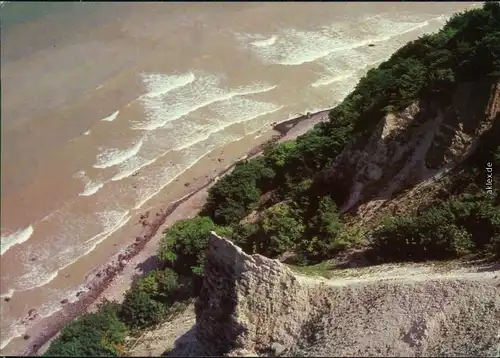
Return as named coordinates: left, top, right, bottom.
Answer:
left=200, top=1, right=500, bottom=263
left=44, top=301, right=127, bottom=357
left=44, top=3, right=500, bottom=356
left=371, top=193, right=500, bottom=262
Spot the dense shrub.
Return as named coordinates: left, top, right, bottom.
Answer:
left=371, top=213, right=473, bottom=262
left=298, top=196, right=344, bottom=261
left=116, top=267, right=185, bottom=329
left=229, top=222, right=260, bottom=254
left=488, top=235, right=500, bottom=259
left=264, top=141, right=298, bottom=173
left=134, top=268, right=179, bottom=300
left=202, top=157, right=274, bottom=225
left=371, top=193, right=500, bottom=262
left=158, top=216, right=215, bottom=274
left=44, top=301, right=127, bottom=357
left=119, top=289, right=167, bottom=329
left=158, top=216, right=232, bottom=275
left=258, top=202, right=305, bottom=256
left=447, top=193, right=500, bottom=249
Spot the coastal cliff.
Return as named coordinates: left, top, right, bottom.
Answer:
left=329, top=79, right=500, bottom=215
left=174, top=232, right=500, bottom=357
left=194, top=232, right=309, bottom=356
left=176, top=78, right=500, bottom=357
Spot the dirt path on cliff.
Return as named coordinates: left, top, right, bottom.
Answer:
left=290, top=261, right=500, bottom=357
left=294, top=260, right=500, bottom=287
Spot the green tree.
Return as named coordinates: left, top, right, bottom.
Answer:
left=259, top=203, right=305, bottom=256
left=447, top=193, right=500, bottom=250
left=134, top=268, right=179, bottom=300
left=371, top=212, right=473, bottom=262
left=369, top=191, right=500, bottom=262
left=44, top=300, right=127, bottom=357
left=158, top=216, right=233, bottom=275
left=202, top=158, right=272, bottom=225
left=119, top=289, right=167, bottom=329
left=155, top=268, right=179, bottom=298
left=158, top=216, right=216, bottom=274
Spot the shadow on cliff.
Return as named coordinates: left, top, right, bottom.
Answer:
left=320, top=79, right=499, bottom=216
left=165, top=234, right=248, bottom=356
left=314, top=100, right=439, bottom=212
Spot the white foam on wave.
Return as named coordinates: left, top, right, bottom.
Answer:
left=141, top=72, right=196, bottom=98
left=238, top=14, right=439, bottom=66
left=132, top=152, right=209, bottom=211
left=309, top=14, right=442, bottom=92
left=84, top=210, right=131, bottom=244
left=68, top=129, right=91, bottom=143
left=74, top=170, right=105, bottom=196
left=132, top=101, right=282, bottom=210
left=133, top=71, right=278, bottom=131
left=130, top=143, right=222, bottom=210
left=0, top=322, right=25, bottom=351
left=0, top=289, right=14, bottom=299
left=111, top=95, right=281, bottom=185
left=110, top=156, right=157, bottom=182
left=101, top=110, right=119, bottom=122
left=41, top=210, right=59, bottom=223
left=311, top=72, right=355, bottom=88
left=177, top=99, right=283, bottom=151
left=110, top=120, right=202, bottom=182
left=0, top=226, right=34, bottom=256
left=0, top=282, right=90, bottom=351
left=251, top=35, right=278, bottom=48
left=11, top=210, right=131, bottom=294
left=93, top=138, right=144, bottom=169
left=80, top=182, right=104, bottom=197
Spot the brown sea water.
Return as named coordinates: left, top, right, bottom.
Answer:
left=0, top=1, right=479, bottom=352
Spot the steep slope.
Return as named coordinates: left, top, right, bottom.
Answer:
left=168, top=233, right=500, bottom=357
left=329, top=79, right=499, bottom=216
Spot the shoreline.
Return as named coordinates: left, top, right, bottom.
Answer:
left=10, top=108, right=331, bottom=356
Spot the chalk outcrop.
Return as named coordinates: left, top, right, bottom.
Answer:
left=168, top=232, right=500, bottom=357
left=194, top=232, right=312, bottom=356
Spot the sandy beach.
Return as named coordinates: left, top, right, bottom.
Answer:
left=14, top=110, right=330, bottom=356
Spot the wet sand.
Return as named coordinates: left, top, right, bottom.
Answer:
left=9, top=110, right=330, bottom=356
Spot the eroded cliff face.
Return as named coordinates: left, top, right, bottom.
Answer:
left=194, top=232, right=313, bottom=356
left=329, top=79, right=500, bottom=215
left=185, top=233, right=500, bottom=357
